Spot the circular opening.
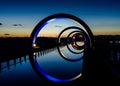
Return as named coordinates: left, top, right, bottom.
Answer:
left=57, top=26, right=90, bottom=61
left=30, top=13, right=93, bottom=83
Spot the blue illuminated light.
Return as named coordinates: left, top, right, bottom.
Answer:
left=33, top=57, right=82, bottom=83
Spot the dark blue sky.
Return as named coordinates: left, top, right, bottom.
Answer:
left=1, top=0, right=120, bottom=16
left=0, top=0, right=120, bottom=37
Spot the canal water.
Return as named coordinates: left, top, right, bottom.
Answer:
left=0, top=46, right=83, bottom=85
left=0, top=43, right=120, bottom=85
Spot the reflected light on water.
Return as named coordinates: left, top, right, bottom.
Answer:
left=34, top=46, right=83, bottom=81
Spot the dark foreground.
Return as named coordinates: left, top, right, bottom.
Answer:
left=0, top=35, right=120, bottom=85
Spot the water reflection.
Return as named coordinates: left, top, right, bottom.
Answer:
left=0, top=47, right=56, bottom=73
left=0, top=56, right=29, bottom=72
left=34, top=46, right=83, bottom=80
left=0, top=47, right=58, bottom=85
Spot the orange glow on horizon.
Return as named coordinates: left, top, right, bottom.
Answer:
left=0, top=25, right=120, bottom=37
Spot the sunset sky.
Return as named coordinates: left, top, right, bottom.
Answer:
left=0, top=0, right=120, bottom=37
